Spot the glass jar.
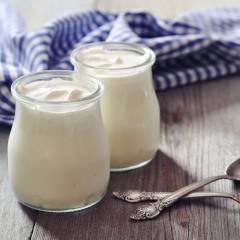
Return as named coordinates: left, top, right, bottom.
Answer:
left=8, top=70, right=110, bottom=212
left=71, top=42, right=160, bottom=171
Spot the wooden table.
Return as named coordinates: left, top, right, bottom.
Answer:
left=1, top=1, right=240, bottom=239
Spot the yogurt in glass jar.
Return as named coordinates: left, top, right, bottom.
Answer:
left=8, top=70, right=110, bottom=212
left=71, top=43, right=160, bottom=171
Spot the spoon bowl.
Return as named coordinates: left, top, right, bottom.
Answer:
left=225, top=158, right=240, bottom=181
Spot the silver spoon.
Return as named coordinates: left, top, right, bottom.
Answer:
left=130, top=157, right=240, bottom=220
left=113, top=190, right=240, bottom=203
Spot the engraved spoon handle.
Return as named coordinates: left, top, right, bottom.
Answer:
left=158, top=191, right=239, bottom=202
left=113, top=190, right=240, bottom=203
left=159, top=175, right=229, bottom=207
left=131, top=175, right=231, bottom=220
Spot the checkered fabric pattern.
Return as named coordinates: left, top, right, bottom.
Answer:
left=1, top=2, right=240, bottom=125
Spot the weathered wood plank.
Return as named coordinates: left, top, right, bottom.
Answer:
left=1, top=77, right=240, bottom=239
left=29, top=75, right=240, bottom=240
left=1, top=76, right=240, bottom=239
left=1, top=0, right=240, bottom=239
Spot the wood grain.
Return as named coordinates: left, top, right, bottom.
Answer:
left=1, top=75, right=240, bottom=239
left=1, top=0, right=240, bottom=239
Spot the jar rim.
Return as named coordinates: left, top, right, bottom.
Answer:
left=11, top=70, right=104, bottom=106
left=70, top=42, right=155, bottom=73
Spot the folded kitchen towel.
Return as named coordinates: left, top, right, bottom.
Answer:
left=1, top=2, right=240, bottom=125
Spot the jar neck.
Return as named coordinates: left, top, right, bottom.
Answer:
left=13, top=101, right=102, bottom=133
left=76, top=64, right=153, bottom=78
left=15, top=97, right=101, bottom=113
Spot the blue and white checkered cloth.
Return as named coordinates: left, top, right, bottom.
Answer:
left=1, top=3, right=240, bottom=125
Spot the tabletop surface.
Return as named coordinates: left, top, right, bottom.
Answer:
left=1, top=0, right=240, bottom=239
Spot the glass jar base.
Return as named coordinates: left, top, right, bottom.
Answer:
left=110, top=152, right=157, bottom=172
left=18, top=191, right=107, bottom=213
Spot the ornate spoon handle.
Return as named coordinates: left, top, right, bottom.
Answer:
left=131, top=174, right=230, bottom=220
left=113, top=190, right=240, bottom=203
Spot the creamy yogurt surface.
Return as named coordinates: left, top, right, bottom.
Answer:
left=21, top=78, right=92, bottom=101
left=76, top=46, right=148, bottom=69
